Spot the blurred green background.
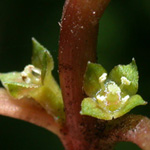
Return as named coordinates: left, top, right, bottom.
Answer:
left=0, top=0, right=149, bottom=149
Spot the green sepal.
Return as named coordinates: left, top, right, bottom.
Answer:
left=81, top=59, right=147, bottom=120
left=30, top=74, right=64, bottom=120
left=32, top=38, right=64, bottom=120
left=81, top=95, right=146, bottom=120
left=81, top=98, right=112, bottom=120
left=0, top=72, right=22, bottom=83
left=0, top=72, right=38, bottom=99
left=109, top=59, right=138, bottom=95
left=83, top=62, right=107, bottom=97
left=4, top=82, right=38, bottom=99
left=113, top=95, right=147, bottom=119
left=32, top=38, right=54, bottom=83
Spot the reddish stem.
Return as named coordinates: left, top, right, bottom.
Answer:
left=59, top=0, right=110, bottom=149
left=99, top=115, right=150, bottom=150
left=0, top=88, right=61, bottom=137
left=1, top=1, right=150, bottom=150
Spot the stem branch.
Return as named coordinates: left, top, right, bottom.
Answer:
left=0, top=88, right=61, bottom=137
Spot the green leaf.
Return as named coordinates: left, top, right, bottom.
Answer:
left=81, top=98, right=112, bottom=120
left=113, top=95, right=147, bottom=119
left=32, top=38, right=54, bottom=82
left=83, top=62, right=107, bottom=97
left=109, top=59, right=138, bottom=95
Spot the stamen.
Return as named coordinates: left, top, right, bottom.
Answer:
left=24, top=65, right=34, bottom=72
left=21, top=65, right=41, bottom=84
left=99, top=73, right=107, bottom=83
left=32, top=68, right=41, bottom=77
left=24, top=77, right=31, bottom=84
left=122, top=95, right=130, bottom=103
left=121, top=76, right=131, bottom=85
left=96, top=95, right=106, bottom=101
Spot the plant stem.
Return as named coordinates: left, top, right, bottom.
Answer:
left=0, top=88, right=61, bottom=137
left=59, top=0, right=110, bottom=149
left=99, top=115, right=150, bottom=150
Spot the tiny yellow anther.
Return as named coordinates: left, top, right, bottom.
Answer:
left=96, top=95, right=106, bottom=101
left=122, top=95, right=130, bottom=103
left=121, top=76, right=131, bottom=85
left=99, top=73, right=107, bottom=83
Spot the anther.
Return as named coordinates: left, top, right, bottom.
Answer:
left=122, top=95, right=130, bottom=103
left=99, top=73, right=107, bottom=83
left=96, top=95, right=106, bottom=101
left=121, top=76, right=131, bottom=85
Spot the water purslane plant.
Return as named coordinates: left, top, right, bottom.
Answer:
left=0, top=0, right=150, bottom=150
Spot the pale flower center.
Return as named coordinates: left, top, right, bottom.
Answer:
left=96, top=73, right=131, bottom=111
